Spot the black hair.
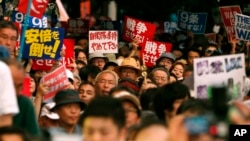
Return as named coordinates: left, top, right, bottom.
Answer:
left=140, top=88, right=158, bottom=111
left=79, top=65, right=101, bottom=82
left=153, top=82, right=191, bottom=121
left=103, top=62, right=118, bottom=70
left=81, top=96, right=126, bottom=129
left=0, top=126, right=31, bottom=141
left=0, top=20, right=18, bottom=35
left=76, top=59, right=87, bottom=66
left=176, top=98, right=211, bottom=115
left=74, top=48, right=88, bottom=60
left=186, top=47, right=202, bottom=58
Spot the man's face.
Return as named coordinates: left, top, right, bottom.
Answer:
left=0, top=28, right=18, bottom=53
left=122, top=101, right=140, bottom=128
left=188, top=51, right=200, bottom=65
left=120, top=67, right=138, bottom=81
left=83, top=117, right=124, bottom=141
left=153, top=70, right=169, bottom=87
left=55, top=103, right=81, bottom=126
left=159, top=58, right=173, bottom=70
left=92, top=58, right=106, bottom=70
left=95, top=73, right=116, bottom=96
left=77, top=39, right=88, bottom=49
left=78, top=84, right=95, bottom=105
left=9, top=65, right=25, bottom=95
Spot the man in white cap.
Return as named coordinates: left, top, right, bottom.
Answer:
left=39, top=102, right=60, bottom=128
left=89, top=52, right=108, bottom=71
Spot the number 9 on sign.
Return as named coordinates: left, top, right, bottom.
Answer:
left=180, top=11, right=189, bottom=23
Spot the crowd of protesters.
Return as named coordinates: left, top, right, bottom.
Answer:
left=1, top=9, right=250, bottom=141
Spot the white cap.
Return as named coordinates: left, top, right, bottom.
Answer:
left=40, top=102, right=60, bottom=120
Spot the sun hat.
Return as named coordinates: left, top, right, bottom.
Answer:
left=53, top=89, right=85, bottom=110
left=89, top=52, right=108, bottom=62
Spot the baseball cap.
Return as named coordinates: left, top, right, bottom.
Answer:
left=40, top=102, right=60, bottom=120
left=156, top=52, right=176, bottom=64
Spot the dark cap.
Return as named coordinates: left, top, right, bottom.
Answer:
left=156, top=52, right=176, bottom=64
left=53, top=89, right=85, bottom=110
left=0, top=46, right=10, bottom=60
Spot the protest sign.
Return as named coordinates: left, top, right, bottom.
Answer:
left=219, top=5, right=242, bottom=41
left=164, top=21, right=178, bottom=34
left=141, top=40, right=172, bottom=67
left=42, top=65, right=68, bottom=102
left=22, top=28, right=64, bottom=59
left=194, top=54, right=245, bottom=100
left=235, top=13, right=250, bottom=41
left=12, top=11, right=48, bottom=28
left=89, top=30, right=118, bottom=53
left=17, top=0, right=49, bottom=18
left=123, top=16, right=156, bottom=44
left=32, top=38, right=75, bottom=71
left=204, top=33, right=216, bottom=43
left=66, top=19, right=89, bottom=35
left=178, top=10, right=207, bottom=34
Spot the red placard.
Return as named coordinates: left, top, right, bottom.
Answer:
left=141, top=40, right=172, bottom=67
left=17, top=0, right=49, bottom=18
left=219, top=5, right=242, bottom=41
left=123, top=16, right=156, bottom=45
left=21, top=74, right=31, bottom=98
left=42, top=66, right=68, bottom=102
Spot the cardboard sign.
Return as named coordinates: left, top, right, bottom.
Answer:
left=141, top=40, right=172, bottom=67
left=11, top=11, right=48, bottom=28
left=22, top=28, right=64, bottom=59
left=235, top=13, right=250, bottom=41
left=89, top=30, right=118, bottom=53
left=123, top=16, right=156, bottom=44
left=42, top=66, right=68, bottom=102
left=66, top=19, right=89, bottom=35
left=17, top=0, right=49, bottom=18
left=204, top=33, right=216, bottom=43
left=194, top=54, right=245, bottom=100
left=219, top=5, right=242, bottom=41
left=164, top=21, right=178, bottom=34
left=178, top=10, right=207, bottom=34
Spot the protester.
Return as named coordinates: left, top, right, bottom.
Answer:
left=52, top=89, right=85, bottom=135
left=155, top=52, right=176, bottom=70
left=38, top=102, right=59, bottom=128
left=78, top=82, right=96, bottom=105
left=89, top=52, right=108, bottom=71
left=149, top=67, right=170, bottom=87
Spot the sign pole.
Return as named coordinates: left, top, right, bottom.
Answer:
left=18, top=0, right=32, bottom=61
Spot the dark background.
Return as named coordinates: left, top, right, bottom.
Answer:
left=62, top=0, right=250, bottom=32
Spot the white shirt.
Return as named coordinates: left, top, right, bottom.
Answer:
left=0, top=61, right=19, bottom=115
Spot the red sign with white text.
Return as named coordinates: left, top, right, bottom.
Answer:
left=21, top=74, right=31, bottom=98
left=17, top=0, right=49, bottom=18
left=89, top=30, right=118, bottom=53
left=123, top=16, right=156, bottom=45
left=42, top=66, right=68, bottom=102
left=219, top=5, right=242, bottom=41
left=141, top=40, right=172, bottom=67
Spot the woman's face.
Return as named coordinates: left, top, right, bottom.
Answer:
left=30, top=77, right=36, bottom=94
left=77, top=52, right=88, bottom=65
left=171, top=64, right=184, bottom=79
